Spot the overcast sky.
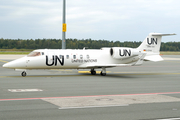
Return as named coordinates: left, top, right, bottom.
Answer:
left=0, top=0, right=179, bottom=42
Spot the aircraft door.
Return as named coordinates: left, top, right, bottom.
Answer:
left=71, top=53, right=83, bottom=64
left=26, top=59, right=30, bottom=67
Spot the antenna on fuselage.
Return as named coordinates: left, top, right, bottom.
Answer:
left=62, top=0, right=66, bottom=49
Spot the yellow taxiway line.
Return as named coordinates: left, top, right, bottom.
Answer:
left=78, top=71, right=111, bottom=74
left=0, top=60, right=8, bottom=63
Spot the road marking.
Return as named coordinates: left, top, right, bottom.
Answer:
left=0, top=91, right=180, bottom=101
left=0, top=74, right=93, bottom=78
left=0, top=76, right=7, bottom=78
left=8, top=89, right=43, bottom=92
left=78, top=71, right=111, bottom=73
left=156, top=118, right=180, bottom=120
left=1, top=72, right=180, bottom=78
left=113, top=72, right=180, bottom=75
left=58, top=104, right=129, bottom=110
left=163, top=57, right=180, bottom=60
left=51, top=69, right=73, bottom=72
left=0, top=59, right=8, bottom=63
left=164, top=61, right=180, bottom=63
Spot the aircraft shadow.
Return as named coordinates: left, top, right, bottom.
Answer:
left=5, top=72, right=164, bottom=78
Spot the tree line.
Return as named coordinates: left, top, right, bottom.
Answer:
left=0, top=38, right=179, bottom=51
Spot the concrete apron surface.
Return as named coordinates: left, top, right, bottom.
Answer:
left=42, top=94, right=180, bottom=109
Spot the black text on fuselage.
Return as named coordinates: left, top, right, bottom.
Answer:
left=46, top=55, right=64, bottom=66
left=119, top=49, right=131, bottom=56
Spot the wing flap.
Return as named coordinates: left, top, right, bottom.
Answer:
left=86, top=64, right=132, bottom=68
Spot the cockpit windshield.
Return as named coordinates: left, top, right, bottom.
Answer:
left=27, top=52, right=42, bottom=57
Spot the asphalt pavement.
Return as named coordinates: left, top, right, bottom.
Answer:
left=0, top=55, right=180, bottom=120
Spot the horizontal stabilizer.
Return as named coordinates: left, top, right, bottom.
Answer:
left=151, top=33, right=176, bottom=36
left=144, top=55, right=163, bottom=62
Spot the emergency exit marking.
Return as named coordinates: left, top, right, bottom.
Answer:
left=8, top=89, right=43, bottom=92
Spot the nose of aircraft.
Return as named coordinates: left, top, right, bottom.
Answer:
left=2, top=62, right=9, bottom=68
left=2, top=57, right=27, bottom=69
left=3, top=61, right=17, bottom=68
left=3, top=62, right=16, bottom=68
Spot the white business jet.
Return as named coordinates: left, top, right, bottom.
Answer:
left=2, top=33, right=175, bottom=77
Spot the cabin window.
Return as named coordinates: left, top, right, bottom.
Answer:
left=27, top=52, right=41, bottom=57
left=42, top=52, right=44, bottom=55
left=59, top=55, right=62, bottom=59
left=73, top=55, right=76, bottom=59
left=66, top=55, right=69, bottom=59
left=80, top=55, right=83, bottom=59
left=87, top=55, right=90, bottom=59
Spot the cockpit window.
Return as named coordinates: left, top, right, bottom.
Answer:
left=27, top=52, right=41, bottom=57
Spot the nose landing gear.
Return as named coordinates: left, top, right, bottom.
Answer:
left=21, top=71, right=27, bottom=77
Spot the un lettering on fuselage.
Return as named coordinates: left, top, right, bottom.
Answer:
left=45, top=55, right=97, bottom=66
left=147, top=38, right=157, bottom=45
left=46, top=55, right=64, bottom=66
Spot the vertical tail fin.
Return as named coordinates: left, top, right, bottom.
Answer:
left=137, top=33, right=176, bottom=61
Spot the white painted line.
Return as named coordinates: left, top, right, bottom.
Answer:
left=58, top=104, right=129, bottom=110
left=163, top=57, right=180, bottom=60
left=0, top=55, right=25, bottom=60
left=156, top=118, right=180, bottom=120
left=8, top=89, right=43, bottom=92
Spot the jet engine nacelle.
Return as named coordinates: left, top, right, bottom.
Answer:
left=110, top=47, right=140, bottom=59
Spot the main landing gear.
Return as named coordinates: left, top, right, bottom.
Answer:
left=100, top=72, right=106, bottom=76
left=100, top=67, right=106, bottom=76
left=90, top=69, right=96, bottom=75
left=90, top=68, right=106, bottom=76
left=21, top=71, right=27, bottom=77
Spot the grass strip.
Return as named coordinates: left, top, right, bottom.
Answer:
left=0, top=49, right=180, bottom=55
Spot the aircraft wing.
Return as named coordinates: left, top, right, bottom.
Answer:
left=81, top=53, right=146, bottom=68
left=86, top=64, right=132, bottom=68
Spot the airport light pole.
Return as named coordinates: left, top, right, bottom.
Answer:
left=62, top=0, right=66, bottom=49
